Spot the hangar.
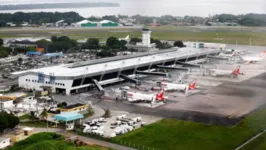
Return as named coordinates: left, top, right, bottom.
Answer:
left=12, top=48, right=219, bottom=95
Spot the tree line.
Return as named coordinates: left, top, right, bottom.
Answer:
left=0, top=12, right=83, bottom=26
left=0, top=12, right=265, bottom=27
left=0, top=112, right=19, bottom=133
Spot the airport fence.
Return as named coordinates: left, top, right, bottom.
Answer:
left=74, top=129, right=158, bottom=150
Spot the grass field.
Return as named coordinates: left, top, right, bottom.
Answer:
left=8, top=132, right=112, bottom=150
left=240, top=132, right=266, bottom=150
left=1, top=26, right=266, bottom=46
left=19, top=114, right=31, bottom=120
left=19, top=121, right=47, bottom=127
left=113, top=107, right=266, bottom=150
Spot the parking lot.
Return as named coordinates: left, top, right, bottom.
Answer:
left=82, top=111, right=161, bottom=138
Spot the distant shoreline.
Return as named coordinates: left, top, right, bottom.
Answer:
left=0, top=2, right=120, bottom=11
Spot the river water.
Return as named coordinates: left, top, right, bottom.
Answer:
left=0, top=0, right=265, bottom=17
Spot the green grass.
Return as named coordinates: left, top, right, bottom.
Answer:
left=19, top=114, right=31, bottom=120
left=113, top=107, right=266, bottom=150
left=7, top=132, right=112, bottom=150
left=240, top=132, right=266, bottom=150
left=19, top=121, right=47, bottom=127
left=1, top=27, right=266, bottom=46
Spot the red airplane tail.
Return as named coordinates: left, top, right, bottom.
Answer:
left=231, top=66, right=241, bottom=75
left=188, top=80, right=196, bottom=90
left=155, top=89, right=167, bottom=102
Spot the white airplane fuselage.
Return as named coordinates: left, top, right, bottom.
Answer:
left=241, top=56, right=263, bottom=63
left=209, top=69, right=233, bottom=77
left=127, top=92, right=155, bottom=102
left=161, top=82, right=187, bottom=92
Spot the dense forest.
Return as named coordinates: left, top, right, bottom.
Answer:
left=0, top=2, right=119, bottom=10
left=0, top=12, right=84, bottom=25
left=0, top=12, right=265, bottom=27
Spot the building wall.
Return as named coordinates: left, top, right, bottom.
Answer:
left=0, top=100, right=14, bottom=109
left=58, top=104, right=88, bottom=113
left=81, top=23, right=97, bottom=27
left=101, top=23, right=118, bottom=27
left=18, top=74, right=73, bottom=94
left=0, top=138, right=10, bottom=149
left=142, top=31, right=151, bottom=47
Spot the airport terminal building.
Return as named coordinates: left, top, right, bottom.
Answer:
left=13, top=48, right=219, bottom=95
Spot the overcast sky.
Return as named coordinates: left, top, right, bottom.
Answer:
left=0, top=0, right=265, bottom=17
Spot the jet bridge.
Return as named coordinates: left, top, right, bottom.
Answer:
left=119, top=74, right=141, bottom=85
left=92, top=79, right=105, bottom=96
left=207, top=55, right=229, bottom=60
left=175, top=61, right=201, bottom=68
left=136, top=70, right=170, bottom=77
left=156, top=65, right=190, bottom=71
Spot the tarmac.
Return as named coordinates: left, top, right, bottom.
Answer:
left=50, top=44, right=266, bottom=126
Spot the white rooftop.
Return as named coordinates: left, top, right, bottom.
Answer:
left=12, top=48, right=208, bottom=77
left=100, top=20, right=115, bottom=24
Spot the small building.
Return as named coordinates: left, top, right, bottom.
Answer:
left=0, top=137, right=11, bottom=149
left=6, top=22, right=16, bottom=27
left=26, top=51, right=42, bottom=57
left=9, top=131, right=24, bottom=143
left=0, top=99, right=14, bottom=110
left=53, top=112, right=84, bottom=128
left=9, top=40, right=38, bottom=49
left=23, top=127, right=34, bottom=136
left=58, top=103, right=88, bottom=113
left=73, top=20, right=98, bottom=27
left=100, top=20, right=118, bottom=27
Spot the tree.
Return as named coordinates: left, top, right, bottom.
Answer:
left=87, top=105, right=94, bottom=116
left=82, top=38, right=100, bottom=49
left=29, top=111, right=38, bottom=122
left=17, top=57, right=23, bottom=66
left=0, top=46, right=9, bottom=58
left=62, top=102, right=67, bottom=107
left=0, top=38, right=3, bottom=46
left=106, top=37, right=121, bottom=50
left=0, top=20, right=6, bottom=27
left=0, top=112, right=19, bottom=132
left=40, top=109, right=48, bottom=120
left=102, top=15, right=118, bottom=22
left=36, top=39, right=51, bottom=47
left=130, top=38, right=142, bottom=44
left=40, top=108, right=49, bottom=131
left=119, top=40, right=127, bottom=51
left=102, top=109, right=111, bottom=118
left=174, top=41, right=185, bottom=48
left=128, top=48, right=138, bottom=54
left=96, top=50, right=115, bottom=58
left=51, top=36, right=57, bottom=42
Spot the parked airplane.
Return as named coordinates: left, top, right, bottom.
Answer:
left=126, top=89, right=167, bottom=103
left=209, top=66, right=243, bottom=78
left=219, top=50, right=239, bottom=58
left=119, top=35, right=130, bottom=41
left=160, top=80, right=197, bottom=94
left=241, top=51, right=266, bottom=63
